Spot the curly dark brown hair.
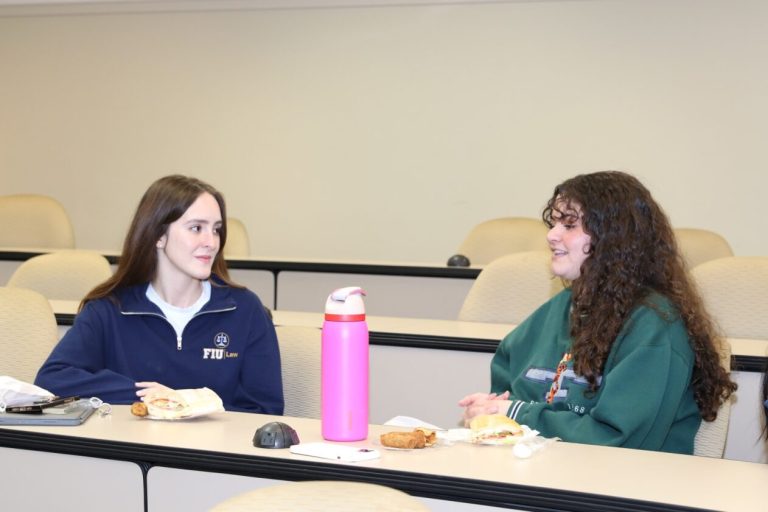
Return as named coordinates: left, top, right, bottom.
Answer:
left=542, top=171, right=736, bottom=422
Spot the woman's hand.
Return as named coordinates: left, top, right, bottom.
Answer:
left=458, top=391, right=511, bottom=427
left=135, top=381, right=174, bottom=399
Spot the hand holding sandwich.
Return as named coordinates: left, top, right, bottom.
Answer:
left=458, top=391, right=511, bottom=427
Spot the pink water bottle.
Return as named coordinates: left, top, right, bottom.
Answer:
left=321, top=286, right=369, bottom=441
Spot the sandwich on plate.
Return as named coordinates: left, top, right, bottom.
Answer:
left=469, top=414, right=525, bottom=445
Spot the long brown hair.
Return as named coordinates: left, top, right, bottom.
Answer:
left=82, top=175, right=240, bottom=308
left=542, top=171, right=735, bottom=421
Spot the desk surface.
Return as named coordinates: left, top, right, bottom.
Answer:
left=50, top=301, right=768, bottom=368
left=1, top=406, right=765, bottom=512
left=49, top=301, right=512, bottom=339
left=50, top=300, right=514, bottom=352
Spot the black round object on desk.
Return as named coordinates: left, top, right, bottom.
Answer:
left=446, top=254, right=471, bottom=267
left=253, top=421, right=300, bottom=449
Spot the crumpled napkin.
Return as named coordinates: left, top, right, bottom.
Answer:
left=436, top=425, right=559, bottom=459
left=0, top=376, right=55, bottom=412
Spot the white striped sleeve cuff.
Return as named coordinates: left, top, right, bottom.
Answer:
left=507, top=400, right=526, bottom=421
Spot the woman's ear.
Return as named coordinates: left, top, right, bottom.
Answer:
left=156, top=235, right=167, bottom=249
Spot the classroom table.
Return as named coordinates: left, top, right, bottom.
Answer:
left=49, top=301, right=768, bottom=464
left=1, top=406, right=765, bottom=512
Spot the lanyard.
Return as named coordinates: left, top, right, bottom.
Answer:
left=546, top=352, right=572, bottom=404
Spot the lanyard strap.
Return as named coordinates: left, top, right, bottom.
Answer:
left=546, top=352, right=572, bottom=404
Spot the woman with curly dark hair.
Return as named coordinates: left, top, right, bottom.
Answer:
left=460, top=171, right=736, bottom=454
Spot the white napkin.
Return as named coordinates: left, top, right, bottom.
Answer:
left=383, top=415, right=444, bottom=430
left=0, top=376, right=55, bottom=412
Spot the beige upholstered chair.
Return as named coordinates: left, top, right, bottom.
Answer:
left=458, top=251, right=562, bottom=325
left=0, top=194, right=75, bottom=249
left=0, top=287, right=58, bottom=383
left=691, top=256, right=768, bottom=340
left=674, top=228, right=734, bottom=270
left=210, top=480, right=429, bottom=512
left=692, top=341, right=733, bottom=458
left=224, top=217, right=250, bottom=258
left=7, top=250, right=112, bottom=301
left=275, top=325, right=321, bottom=419
left=453, top=217, right=548, bottom=266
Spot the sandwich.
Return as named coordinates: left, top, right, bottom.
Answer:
left=469, top=414, right=524, bottom=445
left=143, top=393, right=190, bottom=420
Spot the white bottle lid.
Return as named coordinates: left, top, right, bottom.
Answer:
left=324, top=286, right=366, bottom=321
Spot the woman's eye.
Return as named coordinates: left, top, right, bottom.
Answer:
left=190, top=225, right=201, bottom=232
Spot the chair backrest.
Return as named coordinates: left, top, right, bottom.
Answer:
left=223, top=217, right=250, bottom=258
left=690, top=256, right=768, bottom=340
left=7, top=250, right=113, bottom=301
left=458, top=250, right=563, bottom=325
left=210, top=480, right=429, bottom=512
left=0, top=194, right=75, bottom=249
left=693, top=342, right=733, bottom=458
left=674, top=228, right=734, bottom=270
left=0, top=287, right=58, bottom=383
left=275, top=325, right=321, bottom=419
left=455, top=217, right=548, bottom=266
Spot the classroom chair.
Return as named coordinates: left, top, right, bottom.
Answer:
left=449, top=216, right=548, bottom=266
left=0, top=194, right=75, bottom=249
left=691, top=256, right=768, bottom=340
left=209, top=480, right=430, bottom=512
left=275, top=325, right=321, bottom=419
left=0, top=287, right=58, bottom=383
left=6, top=250, right=112, bottom=301
left=674, top=228, right=734, bottom=270
left=223, top=217, right=250, bottom=258
left=693, top=342, right=733, bottom=458
left=458, top=251, right=563, bottom=325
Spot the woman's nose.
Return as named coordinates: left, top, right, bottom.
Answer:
left=546, top=225, right=560, bottom=243
left=202, top=229, right=217, bottom=247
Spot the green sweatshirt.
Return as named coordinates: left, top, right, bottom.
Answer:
left=492, top=289, right=701, bottom=454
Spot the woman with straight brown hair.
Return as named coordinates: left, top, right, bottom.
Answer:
left=36, top=175, right=283, bottom=414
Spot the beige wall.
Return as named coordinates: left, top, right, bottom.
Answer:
left=1, top=0, right=766, bottom=262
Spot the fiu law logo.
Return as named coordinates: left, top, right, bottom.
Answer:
left=202, top=332, right=239, bottom=360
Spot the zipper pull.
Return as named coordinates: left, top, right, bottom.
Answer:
left=177, top=335, right=182, bottom=351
